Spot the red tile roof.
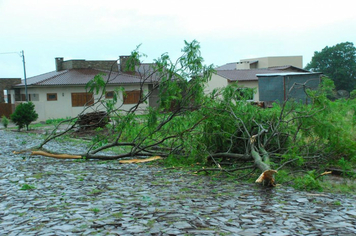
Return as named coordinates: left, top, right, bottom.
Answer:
left=15, top=68, right=158, bottom=87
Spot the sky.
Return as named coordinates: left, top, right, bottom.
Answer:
left=1, top=0, right=355, bottom=79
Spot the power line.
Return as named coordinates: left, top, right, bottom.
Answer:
left=0, top=50, right=28, bottom=102
left=0, top=51, right=21, bottom=55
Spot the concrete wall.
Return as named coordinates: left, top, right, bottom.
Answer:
left=205, top=74, right=259, bottom=101
left=238, top=56, right=303, bottom=69
left=205, top=73, right=229, bottom=94
left=235, top=62, right=251, bottom=69
left=55, top=58, right=119, bottom=72
left=8, top=84, right=150, bottom=121
left=228, top=80, right=259, bottom=101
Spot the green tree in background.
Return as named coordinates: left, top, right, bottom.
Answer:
left=305, top=42, right=356, bottom=92
left=11, top=102, right=39, bottom=131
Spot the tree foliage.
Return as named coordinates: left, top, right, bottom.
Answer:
left=305, top=42, right=356, bottom=92
left=11, top=102, right=38, bottom=131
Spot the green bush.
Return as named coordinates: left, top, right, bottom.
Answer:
left=10, top=102, right=39, bottom=131
left=293, top=171, right=323, bottom=192
left=350, top=90, right=356, bottom=99
left=1, top=115, right=9, bottom=128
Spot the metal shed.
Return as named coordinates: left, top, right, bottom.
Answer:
left=257, top=72, right=322, bottom=105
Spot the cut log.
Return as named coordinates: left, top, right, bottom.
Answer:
left=119, top=156, right=162, bottom=164
left=30, top=151, right=82, bottom=159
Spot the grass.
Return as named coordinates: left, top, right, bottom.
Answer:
left=88, top=208, right=100, bottom=214
left=111, top=212, right=123, bottom=218
left=32, top=171, right=53, bottom=179
left=145, top=219, right=156, bottom=228
left=78, top=224, right=89, bottom=229
left=16, top=212, right=27, bottom=217
left=332, top=201, right=342, bottom=206
left=320, top=178, right=356, bottom=194
left=88, top=188, right=103, bottom=195
left=20, top=184, right=36, bottom=190
left=32, top=173, right=43, bottom=179
left=30, top=223, right=45, bottom=231
left=179, top=187, right=191, bottom=192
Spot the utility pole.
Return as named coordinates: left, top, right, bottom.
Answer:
left=21, top=50, right=28, bottom=102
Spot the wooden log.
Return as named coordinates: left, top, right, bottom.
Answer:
left=30, top=151, right=82, bottom=159
left=119, top=156, right=162, bottom=164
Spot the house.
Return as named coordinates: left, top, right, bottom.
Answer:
left=7, top=57, right=160, bottom=121
left=205, top=56, right=318, bottom=101
left=207, top=65, right=309, bottom=101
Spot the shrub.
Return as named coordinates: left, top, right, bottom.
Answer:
left=1, top=115, right=9, bottom=128
left=350, top=90, right=356, bottom=100
left=293, top=171, right=323, bottom=192
left=10, top=102, right=39, bottom=131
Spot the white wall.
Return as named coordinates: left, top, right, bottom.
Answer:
left=205, top=74, right=259, bottom=101
left=9, top=84, right=150, bottom=122
left=229, top=80, right=259, bottom=101
left=205, top=73, right=229, bottom=94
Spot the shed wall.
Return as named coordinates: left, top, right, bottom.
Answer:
left=258, top=76, right=285, bottom=102
left=258, top=74, right=320, bottom=103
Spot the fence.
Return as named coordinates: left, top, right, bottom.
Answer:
left=0, top=103, right=14, bottom=118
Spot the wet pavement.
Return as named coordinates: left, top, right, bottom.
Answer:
left=0, top=129, right=356, bottom=235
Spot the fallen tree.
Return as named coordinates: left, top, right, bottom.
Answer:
left=13, top=41, right=356, bottom=187
left=23, top=40, right=215, bottom=161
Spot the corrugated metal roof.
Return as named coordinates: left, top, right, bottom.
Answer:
left=216, top=66, right=311, bottom=82
left=14, top=68, right=158, bottom=87
left=256, top=72, right=322, bottom=77
left=268, top=65, right=309, bottom=72
left=216, top=68, right=286, bottom=81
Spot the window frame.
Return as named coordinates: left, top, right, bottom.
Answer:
left=105, top=91, right=115, bottom=99
left=47, top=93, right=58, bottom=101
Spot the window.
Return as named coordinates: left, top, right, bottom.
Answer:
left=47, top=93, right=57, bottom=101
left=71, top=93, right=94, bottom=107
left=123, top=90, right=142, bottom=104
left=105, top=91, right=114, bottom=99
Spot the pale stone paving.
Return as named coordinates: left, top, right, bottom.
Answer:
left=0, top=130, right=355, bottom=235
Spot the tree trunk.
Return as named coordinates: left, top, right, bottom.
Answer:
left=251, top=144, right=277, bottom=187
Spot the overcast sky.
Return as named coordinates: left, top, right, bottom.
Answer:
left=1, top=0, right=355, bottom=79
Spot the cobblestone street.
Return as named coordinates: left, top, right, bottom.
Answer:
left=1, top=130, right=356, bottom=235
